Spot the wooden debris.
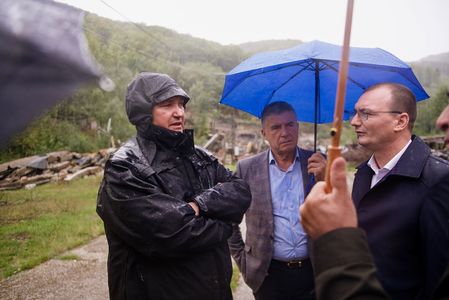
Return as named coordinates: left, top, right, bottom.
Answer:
left=64, top=166, right=103, bottom=182
left=0, top=148, right=115, bottom=190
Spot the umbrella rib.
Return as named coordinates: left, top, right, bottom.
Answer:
left=321, top=60, right=365, bottom=90
left=268, top=60, right=315, bottom=100
left=221, top=60, right=314, bottom=101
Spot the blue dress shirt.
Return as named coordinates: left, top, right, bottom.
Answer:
left=269, top=148, right=308, bottom=261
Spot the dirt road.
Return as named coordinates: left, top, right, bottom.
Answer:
left=0, top=174, right=354, bottom=300
left=0, top=236, right=109, bottom=300
left=0, top=235, right=253, bottom=300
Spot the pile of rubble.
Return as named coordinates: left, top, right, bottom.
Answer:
left=1, top=134, right=447, bottom=191
left=0, top=149, right=115, bottom=191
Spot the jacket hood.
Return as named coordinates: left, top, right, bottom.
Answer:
left=125, top=72, right=190, bottom=133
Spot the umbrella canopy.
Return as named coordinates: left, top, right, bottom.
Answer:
left=0, top=0, right=111, bottom=146
left=220, top=40, right=429, bottom=131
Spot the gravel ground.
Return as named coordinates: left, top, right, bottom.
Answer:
left=0, top=236, right=109, bottom=300
left=0, top=172, right=354, bottom=300
left=0, top=235, right=253, bottom=300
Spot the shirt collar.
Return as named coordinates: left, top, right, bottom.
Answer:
left=269, top=147, right=300, bottom=166
left=367, top=139, right=412, bottom=174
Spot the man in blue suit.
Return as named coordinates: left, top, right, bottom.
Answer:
left=350, top=83, right=449, bottom=299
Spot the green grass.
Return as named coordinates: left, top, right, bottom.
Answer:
left=58, top=254, right=81, bottom=261
left=225, top=164, right=236, bottom=172
left=0, top=176, right=104, bottom=279
left=0, top=174, right=243, bottom=292
left=231, top=266, right=240, bottom=291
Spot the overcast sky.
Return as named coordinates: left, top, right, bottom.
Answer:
left=56, top=0, right=449, bottom=62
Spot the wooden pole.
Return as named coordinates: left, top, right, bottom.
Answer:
left=325, top=0, right=354, bottom=193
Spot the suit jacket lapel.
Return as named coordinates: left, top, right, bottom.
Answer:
left=255, top=150, right=273, bottom=221
left=352, top=162, right=373, bottom=207
left=299, top=149, right=312, bottom=195
left=353, top=136, right=430, bottom=206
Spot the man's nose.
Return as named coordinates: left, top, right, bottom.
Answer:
left=350, top=114, right=360, bottom=126
left=280, top=125, right=289, bottom=136
left=173, top=106, right=185, bottom=117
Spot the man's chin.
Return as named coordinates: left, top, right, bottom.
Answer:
left=279, top=144, right=296, bottom=153
left=356, top=138, right=371, bottom=150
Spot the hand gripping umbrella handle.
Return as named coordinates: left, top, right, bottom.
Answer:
left=325, top=0, right=354, bottom=193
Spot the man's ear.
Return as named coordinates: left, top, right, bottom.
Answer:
left=261, top=128, right=266, bottom=139
left=394, top=113, right=409, bottom=131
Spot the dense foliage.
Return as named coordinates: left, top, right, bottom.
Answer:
left=1, top=13, right=448, bottom=161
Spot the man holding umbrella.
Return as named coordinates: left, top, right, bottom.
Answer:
left=229, top=101, right=326, bottom=300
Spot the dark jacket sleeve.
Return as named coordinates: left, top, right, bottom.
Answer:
left=433, top=263, right=449, bottom=299
left=419, top=175, right=449, bottom=298
left=194, top=154, right=251, bottom=224
left=313, top=228, right=390, bottom=300
left=97, top=159, right=234, bottom=259
left=227, top=161, right=246, bottom=272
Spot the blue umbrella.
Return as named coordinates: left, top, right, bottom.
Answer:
left=220, top=40, right=429, bottom=149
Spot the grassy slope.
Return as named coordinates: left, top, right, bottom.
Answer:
left=0, top=174, right=241, bottom=292
left=0, top=176, right=104, bottom=279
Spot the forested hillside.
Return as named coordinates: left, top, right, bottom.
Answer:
left=238, top=39, right=303, bottom=55
left=1, top=12, right=448, bottom=161
left=0, top=13, right=247, bottom=160
left=411, top=52, right=449, bottom=135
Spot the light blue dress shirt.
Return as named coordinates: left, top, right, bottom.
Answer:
left=269, top=148, right=308, bottom=261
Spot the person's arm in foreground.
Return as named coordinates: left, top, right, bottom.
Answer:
left=300, top=157, right=389, bottom=300
left=227, top=161, right=248, bottom=273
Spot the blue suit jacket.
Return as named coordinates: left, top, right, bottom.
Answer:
left=352, top=136, right=449, bottom=300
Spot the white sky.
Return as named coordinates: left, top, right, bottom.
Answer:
left=56, top=0, right=449, bottom=62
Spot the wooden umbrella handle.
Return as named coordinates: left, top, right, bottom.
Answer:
left=325, top=0, right=354, bottom=193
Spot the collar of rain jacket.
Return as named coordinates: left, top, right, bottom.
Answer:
left=137, top=123, right=195, bottom=155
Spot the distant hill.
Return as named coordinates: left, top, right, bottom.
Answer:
left=237, top=39, right=303, bottom=56
left=417, top=52, right=449, bottom=77
left=419, top=52, right=449, bottom=63
left=410, top=52, right=449, bottom=92
left=3, top=6, right=448, bottom=159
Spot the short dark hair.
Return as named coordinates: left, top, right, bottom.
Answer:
left=261, top=101, right=297, bottom=125
left=365, top=83, right=417, bottom=131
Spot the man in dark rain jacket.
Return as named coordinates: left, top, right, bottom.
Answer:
left=299, top=98, right=449, bottom=300
left=97, top=72, right=251, bottom=300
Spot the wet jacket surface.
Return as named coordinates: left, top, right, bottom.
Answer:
left=352, top=136, right=449, bottom=300
left=97, top=128, right=251, bottom=300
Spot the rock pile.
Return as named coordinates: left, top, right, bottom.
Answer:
left=0, top=149, right=115, bottom=191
